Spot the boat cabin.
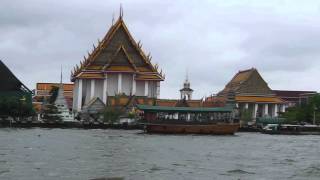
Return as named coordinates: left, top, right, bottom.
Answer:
left=136, top=105, right=238, bottom=124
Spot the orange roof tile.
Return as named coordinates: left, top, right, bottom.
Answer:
left=156, top=99, right=178, bottom=107
left=187, top=100, right=202, bottom=107
left=37, top=83, right=74, bottom=91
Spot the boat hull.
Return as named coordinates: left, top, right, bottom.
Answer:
left=144, top=123, right=240, bottom=135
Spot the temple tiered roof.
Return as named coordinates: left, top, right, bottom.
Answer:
left=218, top=68, right=273, bottom=96
left=71, top=15, right=164, bottom=81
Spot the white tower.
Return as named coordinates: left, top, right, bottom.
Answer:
left=180, top=71, right=193, bottom=100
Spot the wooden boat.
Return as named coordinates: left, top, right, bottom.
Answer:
left=144, top=123, right=239, bottom=135
left=137, top=105, right=240, bottom=135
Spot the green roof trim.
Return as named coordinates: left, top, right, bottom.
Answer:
left=136, top=105, right=233, bottom=113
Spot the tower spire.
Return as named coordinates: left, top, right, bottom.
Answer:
left=60, top=65, right=63, bottom=87
left=186, top=68, right=189, bottom=82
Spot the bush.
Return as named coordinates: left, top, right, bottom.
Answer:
left=103, top=106, right=124, bottom=124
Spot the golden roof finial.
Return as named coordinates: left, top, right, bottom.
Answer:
left=119, top=4, right=124, bottom=19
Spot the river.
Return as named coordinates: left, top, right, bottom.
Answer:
left=0, top=128, right=319, bottom=180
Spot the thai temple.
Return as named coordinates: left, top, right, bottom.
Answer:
left=71, top=11, right=164, bottom=114
left=216, top=68, right=286, bottom=121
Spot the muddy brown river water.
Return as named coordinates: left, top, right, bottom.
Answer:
left=0, top=128, right=319, bottom=180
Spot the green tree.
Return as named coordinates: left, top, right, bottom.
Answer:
left=103, top=106, right=123, bottom=124
left=0, top=95, right=35, bottom=120
left=240, top=109, right=252, bottom=126
left=49, top=86, right=59, bottom=104
left=281, top=93, right=320, bottom=124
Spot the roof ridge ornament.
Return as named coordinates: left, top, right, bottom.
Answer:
left=112, top=13, right=115, bottom=25
left=120, top=4, right=124, bottom=19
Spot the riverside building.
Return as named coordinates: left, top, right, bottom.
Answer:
left=217, top=68, right=286, bottom=122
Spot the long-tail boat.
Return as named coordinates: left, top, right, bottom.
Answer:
left=136, top=105, right=240, bottom=135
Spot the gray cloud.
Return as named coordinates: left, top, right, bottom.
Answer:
left=1, top=0, right=320, bottom=99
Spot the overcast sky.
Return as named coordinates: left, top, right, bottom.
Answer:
left=1, top=0, right=320, bottom=99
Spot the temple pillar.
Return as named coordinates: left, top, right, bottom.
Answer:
left=132, top=74, right=136, bottom=95
left=273, top=104, right=278, bottom=117
left=118, top=73, right=122, bottom=94
left=252, top=103, right=258, bottom=120
left=90, top=79, right=95, bottom=100
left=264, top=104, right=269, bottom=116
left=144, top=81, right=149, bottom=97
left=77, top=79, right=83, bottom=111
left=281, top=104, right=286, bottom=112
left=245, top=103, right=249, bottom=109
left=102, top=74, right=108, bottom=105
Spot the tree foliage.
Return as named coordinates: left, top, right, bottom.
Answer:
left=49, top=86, right=59, bottom=104
left=0, top=95, right=35, bottom=120
left=281, top=94, right=320, bottom=124
left=240, top=108, right=252, bottom=125
left=103, top=106, right=124, bottom=124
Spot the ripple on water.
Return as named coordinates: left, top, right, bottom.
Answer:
left=225, top=169, right=255, bottom=175
left=302, top=165, right=320, bottom=177
left=0, top=170, right=10, bottom=175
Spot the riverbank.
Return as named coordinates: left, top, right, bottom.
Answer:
left=0, top=121, right=142, bottom=130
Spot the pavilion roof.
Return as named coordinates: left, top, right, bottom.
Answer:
left=218, top=68, right=273, bottom=96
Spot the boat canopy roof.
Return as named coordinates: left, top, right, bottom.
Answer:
left=136, top=105, right=233, bottom=113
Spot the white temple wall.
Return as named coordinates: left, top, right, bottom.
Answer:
left=95, top=79, right=104, bottom=101
left=136, top=80, right=145, bottom=96
left=148, top=81, right=157, bottom=98
left=122, top=73, right=133, bottom=95
left=107, top=73, right=118, bottom=96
